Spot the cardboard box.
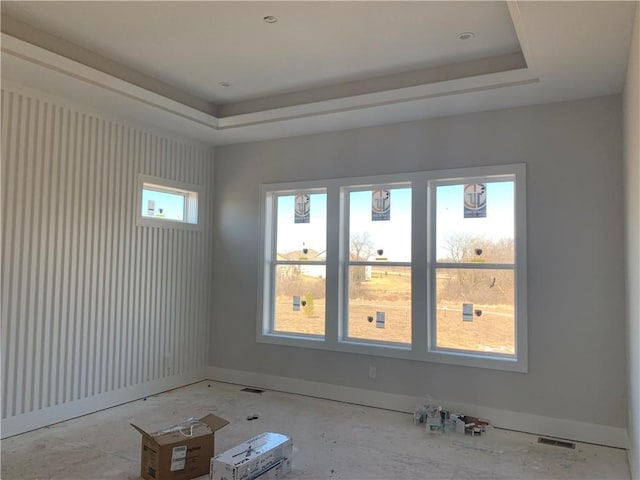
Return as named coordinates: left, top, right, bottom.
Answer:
left=131, top=414, right=229, bottom=480
left=210, top=432, right=292, bottom=480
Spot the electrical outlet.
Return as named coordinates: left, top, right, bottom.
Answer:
left=369, top=366, right=376, bottom=379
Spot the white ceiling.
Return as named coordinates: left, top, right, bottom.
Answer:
left=1, top=1, right=522, bottom=104
left=0, top=1, right=637, bottom=146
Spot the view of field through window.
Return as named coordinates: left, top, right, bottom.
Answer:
left=434, top=181, right=516, bottom=354
left=274, top=193, right=327, bottom=335
left=347, top=187, right=411, bottom=344
left=270, top=180, right=516, bottom=355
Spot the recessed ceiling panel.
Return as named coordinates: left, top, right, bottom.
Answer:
left=1, top=1, right=521, bottom=105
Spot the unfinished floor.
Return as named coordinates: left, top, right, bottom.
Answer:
left=1, top=381, right=631, bottom=480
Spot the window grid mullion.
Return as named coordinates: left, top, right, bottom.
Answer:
left=434, top=262, right=515, bottom=270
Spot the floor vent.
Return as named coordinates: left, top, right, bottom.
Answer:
left=240, top=387, right=265, bottom=394
left=537, top=437, right=576, bottom=449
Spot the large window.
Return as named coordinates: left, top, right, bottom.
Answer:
left=430, top=179, right=519, bottom=358
left=344, top=185, right=412, bottom=346
left=258, top=165, right=527, bottom=371
left=262, top=189, right=327, bottom=338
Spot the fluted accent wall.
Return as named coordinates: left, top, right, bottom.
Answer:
left=1, top=84, right=215, bottom=430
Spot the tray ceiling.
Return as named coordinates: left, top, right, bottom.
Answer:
left=1, top=1, right=636, bottom=145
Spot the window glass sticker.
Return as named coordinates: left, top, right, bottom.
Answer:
left=372, top=189, right=391, bottom=221
left=294, top=194, right=310, bottom=223
left=464, top=183, right=487, bottom=218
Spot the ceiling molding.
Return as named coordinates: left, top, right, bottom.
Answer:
left=217, top=69, right=538, bottom=130
left=0, top=26, right=537, bottom=137
left=506, top=1, right=538, bottom=76
left=1, top=14, right=217, bottom=116
left=1, top=33, right=220, bottom=131
left=217, top=51, right=528, bottom=117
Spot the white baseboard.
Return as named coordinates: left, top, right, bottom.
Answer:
left=2, top=366, right=630, bottom=451
left=207, top=366, right=629, bottom=450
left=629, top=447, right=638, bottom=480
left=1, top=369, right=208, bottom=439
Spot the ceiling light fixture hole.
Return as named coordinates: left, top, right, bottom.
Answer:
left=457, top=32, right=475, bottom=40
left=263, top=15, right=278, bottom=24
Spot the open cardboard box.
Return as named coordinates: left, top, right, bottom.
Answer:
left=131, top=414, right=229, bottom=480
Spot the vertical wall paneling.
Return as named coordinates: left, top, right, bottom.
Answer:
left=1, top=90, right=11, bottom=418
left=16, top=93, right=29, bottom=415
left=31, top=99, right=44, bottom=411
left=2, top=90, right=14, bottom=418
left=1, top=84, right=215, bottom=433
left=44, top=104, right=58, bottom=408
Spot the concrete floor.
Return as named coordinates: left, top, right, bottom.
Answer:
left=1, top=380, right=631, bottom=480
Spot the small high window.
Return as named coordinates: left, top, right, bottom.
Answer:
left=137, top=174, right=201, bottom=229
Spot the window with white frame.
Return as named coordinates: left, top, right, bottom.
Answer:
left=429, top=178, right=520, bottom=358
left=343, top=184, right=412, bottom=347
left=262, top=189, right=327, bottom=338
left=258, top=164, right=527, bottom=372
left=137, top=174, right=201, bottom=229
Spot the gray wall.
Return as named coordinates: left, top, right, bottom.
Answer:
left=1, top=83, right=215, bottom=429
left=213, top=95, right=627, bottom=428
left=624, top=5, right=639, bottom=477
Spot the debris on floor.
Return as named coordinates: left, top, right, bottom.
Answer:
left=210, top=432, right=292, bottom=480
left=241, top=387, right=266, bottom=394
left=452, top=414, right=489, bottom=436
left=414, top=402, right=490, bottom=436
